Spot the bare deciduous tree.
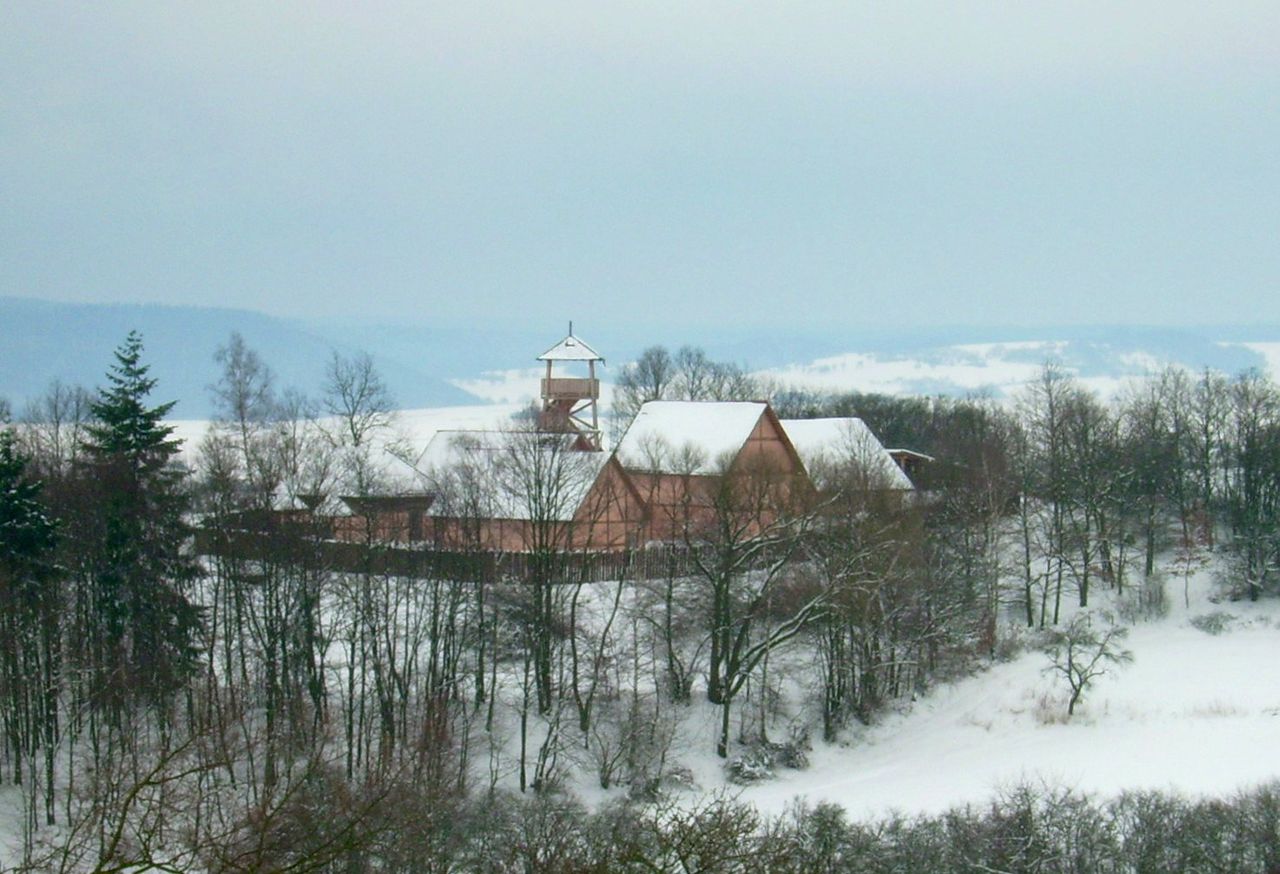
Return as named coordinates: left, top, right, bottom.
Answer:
left=18, top=381, right=94, bottom=476
left=1042, top=612, right=1133, bottom=717
left=615, top=345, right=675, bottom=421
left=680, top=453, right=822, bottom=758
left=322, top=350, right=396, bottom=497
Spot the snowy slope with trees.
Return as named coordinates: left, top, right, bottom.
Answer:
left=6, top=328, right=1280, bottom=871
left=736, top=567, right=1280, bottom=819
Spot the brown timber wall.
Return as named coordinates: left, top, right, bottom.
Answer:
left=195, top=527, right=704, bottom=583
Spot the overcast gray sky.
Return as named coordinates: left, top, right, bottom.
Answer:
left=3, top=2, right=1277, bottom=335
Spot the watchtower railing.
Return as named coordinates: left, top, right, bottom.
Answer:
left=541, top=377, right=599, bottom=400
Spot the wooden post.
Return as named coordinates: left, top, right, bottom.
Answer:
left=588, top=359, right=598, bottom=439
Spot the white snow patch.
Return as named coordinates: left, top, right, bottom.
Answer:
left=951, top=340, right=1068, bottom=357
left=1076, top=375, right=1130, bottom=400
left=614, top=401, right=767, bottom=474
left=731, top=568, right=1280, bottom=819
left=760, top=350, right=1047, bottom=397
left=167, top=403, right=526, bottom=491
left=1227, top=341, right=1280, bottom=381
left=780, top=417, right=913, bottom=490
left=414, top=429, right=610, bottom=521
left=450, top=367, right=617, bottom=407
left=1117, top=350, right=1165, bottom=371
left=760, top=341, right=1153, bottom=402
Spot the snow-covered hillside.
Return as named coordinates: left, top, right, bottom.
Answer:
left=664, top=564, right=1280, bottom=819
left=160, top=397, right=1280, bottom=828
left=444, top=332, right=1280, bottom=409
left=161, top=398, right=1280, bottom=823
left=761, top=337, right=1280, bottom=400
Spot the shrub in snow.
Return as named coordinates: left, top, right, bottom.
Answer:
left=621, top=764, right=696, bottom=803
left=787, top=721, right=812, bottom=752
left=1033, top=690, right=1070, bottom=726
left=993, top=622, right=1032, bottom=662
left=1212, top=550, right=1280, bottom=603
left=725, top=736, right=812, bottom=785
left=1190, top=611, right=1234, bottom=635
left=662, top=765, right=698, bottom=791
left=726, top=748, right=776, bottom=785
left=630, top=763, right=699, bottom=803
left=769, top=740, right=811, bottom=770
left=1117, top=572, right=1170, bottom=623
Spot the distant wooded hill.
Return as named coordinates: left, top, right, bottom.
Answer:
left=1, top=295, right=1276, bottom=418
left=0, top=297, right=479, bottom=418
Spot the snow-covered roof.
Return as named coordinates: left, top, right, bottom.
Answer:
left=415, top=429, right=503, bottom=472
left=417, top=429, right=609, bottom=521
left=537, top=332, right=603, bottom=363
left=615, top=401, right=768, bottom=475
left=885, top=448, right=936, bottom=462
left=781, top=417, right=914, bottom=490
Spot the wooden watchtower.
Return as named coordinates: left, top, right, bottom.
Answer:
left=538, top=325, right=604, bottom=450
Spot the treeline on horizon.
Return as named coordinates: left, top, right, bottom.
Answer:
left=2, top=332, right=1280, bottom=870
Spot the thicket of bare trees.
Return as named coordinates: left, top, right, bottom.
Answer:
left=780, top=361, right=1280, bottom=613
left=4, top=334, right=1280, bottom=870
left=613, top=345, right=757, bottom=422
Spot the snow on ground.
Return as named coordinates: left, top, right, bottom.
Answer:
left=449, top=368, right=549, bottom=405
left=8, top=552, right=1280, bottom=859
left=753, top=341, right=1212, bottom=401
left=450, top=367, right=617, bottom=407
left=1228, top=341, right=1280, bottom=382
left=167, top=403, right=525, bottom=487
left=0, top=787, right=20, bottom=866
left=723, top=565, right=1280, bottom=819
left=758, top=344, right=1057, bottom=398
left=393, top=403, right=528, bottom=454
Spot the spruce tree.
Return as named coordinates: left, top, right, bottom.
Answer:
left=80, top=331, right=202, bottom=713
left=0, top=430, right=58, bottom=575
left=0, top=428, right=62, bottom=822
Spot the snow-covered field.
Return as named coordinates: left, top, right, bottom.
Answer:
left=439, top=334, right=1276, bottom=409
left=452, top=367, right=618, bottom=407
left=759, top=344, right=1061, bottom=398
left=166, top=402, right=526, bottom=485
left=691, top=566, right=1280, bottom=819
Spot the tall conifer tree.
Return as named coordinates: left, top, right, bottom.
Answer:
left=80, top=331, right=202, bottom=713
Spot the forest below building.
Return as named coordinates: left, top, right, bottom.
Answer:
left=3, top=332, right=1280, bottom=872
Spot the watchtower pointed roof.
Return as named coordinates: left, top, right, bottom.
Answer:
left=537, top=327, right=603, bottom=363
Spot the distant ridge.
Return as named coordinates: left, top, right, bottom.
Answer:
left=3, top=296, right=1278, bottom=418
left=0, top=297, right=477, bottom=418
